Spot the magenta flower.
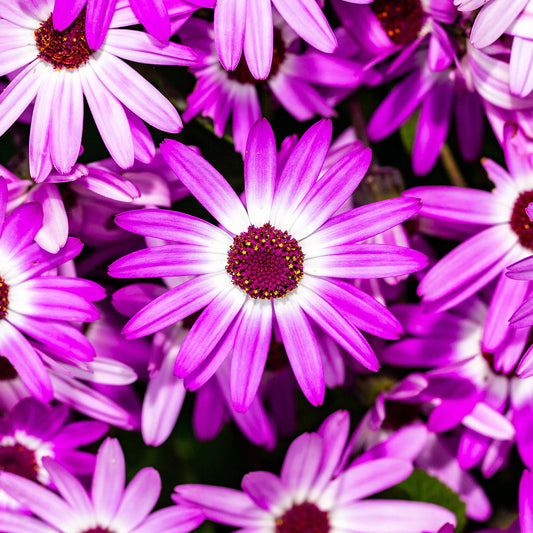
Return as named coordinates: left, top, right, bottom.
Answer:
left=0, top=437, right=205, bottom=533
left=0, top=0, right=197, bottom=180
left=109, top=118, right=426, bottom=411
left=52, top=0, right=215, bottom=50
left=174, top=410, right=456, bottom=532
left=0, top=398, right=107, bottom=510
left=180, top=18, right=362, bottom=153
left=405, top=130, right=533, bottom=353
left=213, top=0, right=337, bottom=80
left=0, top=179, right=104, bottom=403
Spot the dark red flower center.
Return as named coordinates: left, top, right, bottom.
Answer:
left=0, top=278, right=9, bottom=320
left=35, top=10, right=92, bottom=69
left=276, top=502, right=330, bottom=533
left=82, top=528, right=116, bottom=533
left=510, top=190, right=533, bottom=251
left=227, top=28, right=286, bottom=84
left=371, top=0, right=426, bottom=45
left=0, top=443, right=39, bottom=481
left=0, top=356, right=17, bottom=380
left=382, top=400, right=421, bottom=430
left=226, top=223, right=304, bottom=300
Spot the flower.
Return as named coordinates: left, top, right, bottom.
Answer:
left=109, top=118, right=427, bottom=411
left=0, top=178, right=104, bottom=403
left=212, top=0, right=337, bottom=80
left=180, top=17, right=362, bottom=154
left=0, top=437, right=205, bottom=533
left=0, top=0, right=197, bottom=180
left=174, top=410, right=457, bottom=533
left=0, top=398, right=107, bottom=510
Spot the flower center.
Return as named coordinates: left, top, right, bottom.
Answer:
left=226, top=223, right=304, bottom=300
left=510, top=190, right=533, bottom=251
left=0, top=356, right=17, bottom=380
left=35, top=10, right=92, bottom=69
left=371, top=0, right=426, bottom=45
left=276, top=502, right=330, bottom=533
left=0, top=444, right=39, bottom=481
left=227, top=28, right=286, bottom=84
left=82, top=528, right=116, bottom=533
left=0, top=278, right=9, bottom=320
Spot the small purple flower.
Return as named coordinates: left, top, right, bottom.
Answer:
left=0, top=437, right=205, bottom=533
left=0, top=398, right=107, bottom=510
left=109, top=118, right=427, bottom=411
left=174, top=410, right=457, bottom=532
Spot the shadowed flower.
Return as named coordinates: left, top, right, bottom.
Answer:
left=0, top=0, right=197, bottom=180
left=174, top=410, right=456, bottom=533
left=0, top=398, right=107, bottom=511
left=0, top=437, right=205, bottom=533
left=109, top=118, right=427, bottom=411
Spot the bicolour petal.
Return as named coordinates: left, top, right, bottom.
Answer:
left=231, top=298, right=272, bottom=412
left=120, top=273, right=227, bottom=338
left=214, top=0, right=246, bottom=71
left=245, top=118, right=276, bottom=226
left=174, top=285, right=246, bottom=378
left=50, top=67, right=84, bottom=174
left=174, top=485, right=266, bottom=527
left=130, top=506, right=205, bottom=533
left=243, top=0, right=272, bottom=80
left=91, top=438, right=125, bottom=524
left=0, top=319, right=53, bottom=402
left=78, top=63, right=134, bottom=169
left=274, top=295, right=324, bottom=406
left=418, top=225, right=517, bottom=301
left=160, top=139, right=250, bottom=234
left=111, top=467, right=161, bottom=531
left=241, top=471, right=291, bottom=514
left=84, top=0, right=117, bottom=49
left=0, top=510, right=56, bottom=533
left=304, top=244, right=428, bottom=279
left=331, top=500, right=455, bottom=532
left=92, top=51, right=182, bottom=133
left=280, top=432, right=323, bottom=502
left=270, top=119, right=332, bottom=230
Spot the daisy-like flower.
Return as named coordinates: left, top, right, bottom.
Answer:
left=109, top=118, right=427, bottom=411
left=0, top=177, right=104, bottom=403
left=52, top=0, right=215, bottom=50
left=174, top=410, right=456, bottom=533
left=180, top=17, right=362, bottom=154
left=404, top=129, right=533, bottom=352
left=212, top=0, right=337, bottom=80
left=0, top=0, right=197, bottom=180
left=0, top=437, right=205, bottom=533
left=0, top=398, right=107, bottom=510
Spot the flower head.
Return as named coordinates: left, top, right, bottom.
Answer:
left=109, top=118, right=427, bottom=411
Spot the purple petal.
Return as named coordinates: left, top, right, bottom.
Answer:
left=231, top=298, right=272, bottom=412
left=130, top=0, right=171, bottom=42
left=243, top=0, right=272, bottom=80
left=91, top=438, right=125, bottom=524
left=245, top=118, right=276, bottom=226
left=274, top=296, right=324, bottom=406
left=53, top=0, right=86, bottom=30
left=214, top=0, right=246, bottom=71
left=241, top=471, right=291, bottom=513
left=121, top=273, right=226, bottom=338
left=86, top=0, right=117, bottom=49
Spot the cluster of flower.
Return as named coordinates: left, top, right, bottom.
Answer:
left=1, top=0, right=533, bottom=532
